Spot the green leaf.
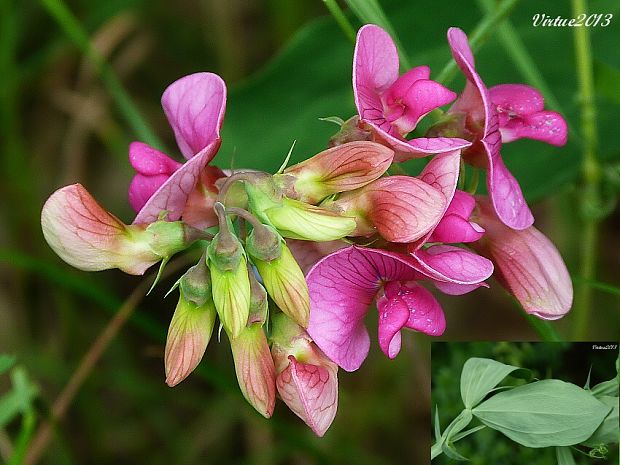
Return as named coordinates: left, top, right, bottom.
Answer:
left=555, top=446, right=577, bottom=465
left=460, top=357, right=525, bottom=409
left=581, top=395, right=619, bottom=446
left=594, top=60, right=620, bottom=106
left=0, top=367, right=38, bottom=428
left=473, top=379, right=611, bottom=448
left=591, top=378, right=619, bottom=398
left=0, top=354, right=16, bottom=375
left=441, top=442, right=469, bottom=462
left=434, top=406, right=441, bottom=442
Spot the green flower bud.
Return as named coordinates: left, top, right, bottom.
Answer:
left=165, top=292, right=216, bottom=387
left=253, top=242, right=309, bottom=328
left=245, top=224, right=282, bottom=262
left=178, top=259, right=212, bottom=307
left=264, top=197, right=356, bottom=242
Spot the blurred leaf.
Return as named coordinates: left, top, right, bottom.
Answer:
left=594, top=60, right=620, bottom=105
left=473, top=379, right=611, bottom=448
left=591, top=378, right=619, bottom=397
left=0, top=355, right=16, bottom=375
left=460, top=357, right=525, bottom=409
left=0, top=367, right=38, bottom=428
left=220, top=0, right=620, bottom=202
left=555, top=446, right=576, bottom=465
left=581, top=395, right=619, bottom=446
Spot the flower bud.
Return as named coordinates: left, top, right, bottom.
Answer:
left=178, top=258, right=212, bottom=307
left=271, top=314, right=338, bottom=437
left=276, top=141, right=394, bottom=204
left=208, top=234, right=251, bottom=338
left=229, top=323, right=276, bottom=418
left=328, top=116, right=372, bottom=147
left=41, top=184, right=199, bottom=275
left=164, top=291, right=216, bottom=387
left=252, top=242, right=310, bottom=328
left=328, top=176, right=446, bottom=243
left=264, top=197, right=356, bottom=242
left=472, top=198, right=572, bottom=319
left=245, top=224, right=282, bottom=262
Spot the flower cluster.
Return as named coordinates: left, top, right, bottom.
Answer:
left=41, top=24, right=572, bottom=435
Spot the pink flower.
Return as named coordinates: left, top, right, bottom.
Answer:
left=428, top=190, right=485, bottom=244
left=271, top=314, right=338, bottom=437
left=306, top=246, right=492, bottom=371
left=472, top=197, right=573, bottom=319
left=444, top=28, right=567, bottom=230
left=353, top=24, right=471, bottom=160
left=129, top=72, right=226, bottom=225
left=490, top=84, right=567, bottom=146
left=445, top=27, right=532, bottom=230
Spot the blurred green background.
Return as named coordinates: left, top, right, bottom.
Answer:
left=0, top=0, right=619, bottom=463
left=432, top=342, right=619, bottom=464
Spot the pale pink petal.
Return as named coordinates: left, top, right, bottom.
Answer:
left=489, top=84, right=545, bottom=119
left=276, top=355, right=338, bottom=437
left=487, top=153, right=533, bottom=230
left=132, top=140, right=221, bottom=224
left=306, top=246, right=418, bottom=371
left=162, top=72, right=226, bottom=159
left=500, top=110, right=568, bottom=146
left=474, top=198, right=573, bottom=319
left=353, top=24, right=400, bottom=131
left=128, top=174, right=169, bottom=213
left=384, top=133, right=471, bottom=162
left=41, top=184, right=158, bottom=275
left=332, top=175, right=447, bottom=243
left=409, top=245, right=493, bottom=293
left=409, top=150, right=462, bottom=249
left=129, top=141, right=182, bottom=175
left=385, top=79, right=456, bottom=134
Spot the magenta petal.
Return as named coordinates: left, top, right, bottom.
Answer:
left=489, top=84, right=545, bottom=116
left=353, top=24, right=400, bottom=128
left=446, top=190, right=476, bottom=217
left=306, top=246, right=418, bottom=371
left=133, top=141, right=221, bottom=224
left=410, top=245, right=493, bottom=292
left=500, top=110, right=568, bottom=146
left=385, top=66, right=431, bottom=98
left=487, top=153, right=533, bottom=230
left=399, top=284, right=446, bottom=336
left=376, top=286, right=409, bottom=358
left=386, top=79, right=457, bottom=133
left=430, top=214, right=485, bottom=244
left=161, top=72, right=226, bottom=159
left=128, top=173, right=169, bottom=213
left=129, top=142, right=181, bottom=175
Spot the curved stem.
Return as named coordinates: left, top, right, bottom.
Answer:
left=572, top=0, right=600, bottom=340
left=322, top=0, right=356, bottom=43
left=23, top=258, right=189, bottom=465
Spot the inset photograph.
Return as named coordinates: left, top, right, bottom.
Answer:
left=431, top=342, right=619, bottom=464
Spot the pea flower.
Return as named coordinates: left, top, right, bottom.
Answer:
left=471, top=197, right=573, bottom=319
left=430, top=28, right=567, bottom=230
left=306, top=246, right=492, bottom=371
left=352, top=24, right=471, bottom=160
left=271, top=314, right=338, bottom=436
left=129, top=72, right=226, bottom=225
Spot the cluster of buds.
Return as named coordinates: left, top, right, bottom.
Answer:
left=41, top=24, right=572, bottom=436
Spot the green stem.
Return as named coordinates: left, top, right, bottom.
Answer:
left=431, top=442, right=442, bottom=460
left=521, top=312, right=563, bottom=342
left=572, top=0, right=600, bottom=340
left=436, top=0, right=520, bottom=85
left=572, top=276, right=620, bottom=297
left=322, top=0, right=357, bottom=43
left=39, top=0, right=165, bottom=150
